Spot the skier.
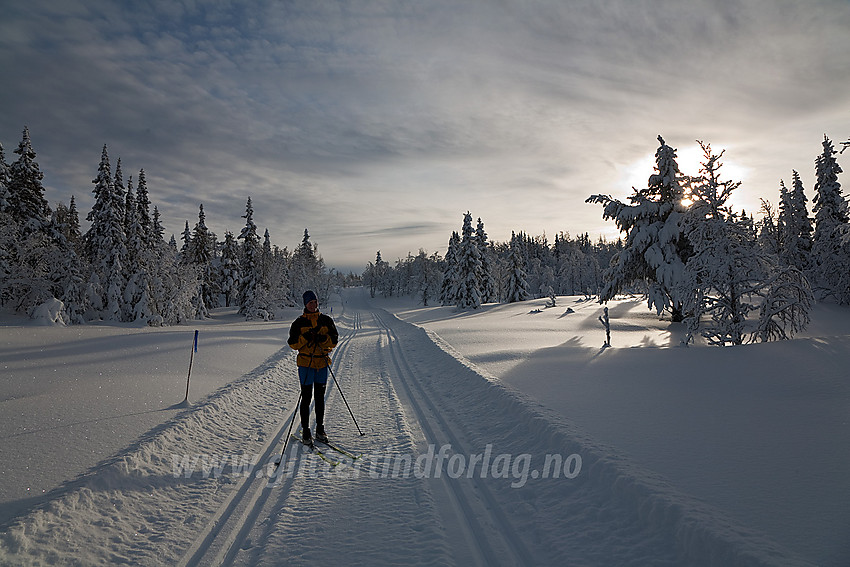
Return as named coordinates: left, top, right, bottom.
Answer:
left=288, top=290, right=339, bottom=445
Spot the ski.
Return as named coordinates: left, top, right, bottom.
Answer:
left=292, top=435, right=339, bottom=467
left=315, top=438, right=360, bottom=460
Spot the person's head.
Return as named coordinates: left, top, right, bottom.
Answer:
left=303, top=290, right=318, bottom=312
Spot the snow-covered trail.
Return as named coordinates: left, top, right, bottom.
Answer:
left=226, top=289, right=805, bottom=566
left=0, top=288, right=815, bottom=566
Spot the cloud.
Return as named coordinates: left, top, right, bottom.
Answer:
left=1, top=0, right=849, bottom=273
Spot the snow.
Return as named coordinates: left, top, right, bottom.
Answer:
left=0, top=288, right=848, bottom=566
left=29, top=299, right=69, bottom=327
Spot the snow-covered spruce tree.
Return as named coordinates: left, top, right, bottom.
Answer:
left=554, top=233, right=602, bottom=297
left=145, top=206, right=198, bottom=325
left=0, top=141, right=9, bottom=213
left=811, top=135, right=850, bottom=303
left=50, top=195, right=83, bottom=258
left=0, top=142, right=12, bottom=295
left=251, top=228, right=274, bottom=318
left=219, top=231, right=241, bottom=307
left=4, top=129, right=81, bottom=317
left=363, top=251, right=383, bottom=298
left=84, top=145, right=128, bottom=321
left=778, top=170, right=813, bottom=273
left=123, top=173, right=135, bottom=234
left=137, top=177, right=172, bottom=324
left=135, top=170, right=153, bottom=246
left=263, top=235, right=292, bottom=310
left=291, top=228, right=324, bottom=300
left=681, top=141, right=811, bottom=345
left=476, top=218, right=497, bottom=303
left=439, top=232, right=460, bottom=306
left=413, top=249, right=442, bottom=306
left=504, top=231, right=530, bottom=303
left=587, top=135, right=692, bottom=321
left=456, top=212, right=483, bottom=309
left=400, top=252, right=418, bottom=297
left=112, top=158, right=126, bottom=231
left=121, top=175, right=158, bottom=324
left=186, top=204, right=217, bottom=314
left=7, top=230, right=58, bottom=313
left=176, top=217, right=207, bottom=321
left=7, top=127, right=51, bottom=237
left=179, top=220, right=191, bottom=258
left=373, top=251, right=391, bottom=298
left=48, top=197, right=88, bottom=323
left=238, top=197, right=264, bottom=318
left=539, top=265, right=556, bottom=301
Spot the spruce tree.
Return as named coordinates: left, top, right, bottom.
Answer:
left=238, top=197, right=262, bottom=317
left=778, top=170, right=813, bottom=272
left=123, top=174, right=135, bottom=234
left=84, top=145, right=128, bottom=321
left=113, top=158, right=126, bottom=230
left=187, top=204, right=217, bottom=311
left=476, top=217, right=497, bottom=303
left=220, top=231, right=241, bottom=307
left=136, top=170, right=153, bottom=246
left=440, top=232, right=460, bottom=306
left=504, top=232, right=530, bottom=303
left=292, top=228, right=323, bottom=298
left=682, top=141, right=811, bottom=344
left=588, top=135, right=692, bottom=321
left=180, top=221, right=191, bottom=260
left=456, top=212, right=482, bottom=309
left=811, top=135, right=850, bottom=302
left=122, top=175, right=158, bottom=324
left=8, top=127, right=50, bottom=236
left=0, top=142, right=9, bottom=213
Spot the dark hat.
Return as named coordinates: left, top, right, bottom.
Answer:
left=302, top=290, right=318, bottom=306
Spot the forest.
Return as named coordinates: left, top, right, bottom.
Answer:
left=364, top=135, right=849, bottom=346
left=0, top=127, right=350, bottom=326
left=1, top=127, right=848, bottom=345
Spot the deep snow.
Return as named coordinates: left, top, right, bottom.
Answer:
left=0, top=288, right=847, bottom=566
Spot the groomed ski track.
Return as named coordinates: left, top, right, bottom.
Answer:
left=181, top=289, right=800, bottom=566
left=0, top=288, right=811, bottom=566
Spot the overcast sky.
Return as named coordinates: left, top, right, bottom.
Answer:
left=2, top=0, right=849, bottom=273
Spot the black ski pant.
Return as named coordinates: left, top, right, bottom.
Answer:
left=300, top=381, right=326, bottom=431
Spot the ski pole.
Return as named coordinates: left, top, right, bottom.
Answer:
left=274, top=390, right=303, bottom=468
left=182, top=330, right=199, bottom=403
left=326, top=356, right=364, bottom=436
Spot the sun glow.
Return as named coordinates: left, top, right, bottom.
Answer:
left=618, top=143, right=751, bottom=194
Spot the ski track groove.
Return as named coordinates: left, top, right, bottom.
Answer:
left=235, top=304, right=450, bottom=566
left=372, top=309, right=533, bottom=566
left=177, top=317, right=361, bottom=567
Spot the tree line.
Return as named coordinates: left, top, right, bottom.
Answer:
left=363, top=214, right=620, bottom=308
left=366, top=134, right=849, bottom=346
left=0, top=127, right=347, bottom=325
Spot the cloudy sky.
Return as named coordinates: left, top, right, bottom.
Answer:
left=2, top=0, right=849, bottom=272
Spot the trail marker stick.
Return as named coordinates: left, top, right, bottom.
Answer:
left=183, top=330, right=199, bottom=403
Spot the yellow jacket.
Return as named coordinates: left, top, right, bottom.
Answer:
left=287, top=310, right=338, bottom=369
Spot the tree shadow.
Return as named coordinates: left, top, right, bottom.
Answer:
left=0, top=404, right=185, bottom=440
